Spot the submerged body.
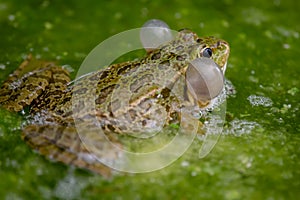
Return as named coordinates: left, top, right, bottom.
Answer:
left=0, top=30, right=229, bottom=176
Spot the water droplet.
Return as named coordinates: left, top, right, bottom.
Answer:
left=199, top=22, right=205, bottom=28
left=44, top=21, right=53, bottom=30
left=242, top=7, right=269, bottom=26
left=35, top=54, right=41, bottom=59
left=43, top=46, right=49, bottom=52
left=114, top=12, right=122, bottom=19
left=283, top=43, right=290, bottom=49
left=280, top=104, right=291, bottom=114
left=8, top=14, right=15, bottom=21
left=287, top=87, right=299, bottom=96
left=174, top=12, right=181, bottom=19
left=191, top=171, right=197, bottom=176
left=0, top=63, right=6, bottom=70
left=181, top=161, right=189, bottom=167
left=54, top=171, right=88, bottom=199
left=141, top=7, right=148, bottom=17
left=62, top=64, right=74, bottom=73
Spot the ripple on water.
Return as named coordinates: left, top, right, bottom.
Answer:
left=247, top=95, right=273, bottom=107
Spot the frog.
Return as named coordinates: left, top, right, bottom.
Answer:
left=0, top=29, right=230, bottom=177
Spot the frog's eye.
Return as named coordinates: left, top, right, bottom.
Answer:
left=203, top=48, right=212, bottom=58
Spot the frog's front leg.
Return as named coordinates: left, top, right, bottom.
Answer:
left=0, top=55, right=70, bottom=112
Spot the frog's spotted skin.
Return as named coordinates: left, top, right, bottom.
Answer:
left=0, top=30, right=230, bottom=176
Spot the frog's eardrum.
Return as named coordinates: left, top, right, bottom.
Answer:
left=186, top=58, right=224, bottom=101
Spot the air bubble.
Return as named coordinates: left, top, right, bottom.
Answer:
left=140, top=19, right=173, bottom=52
left=224, top=119, right=260, bottom=136
left=0, top=63, right=6, bottom=70
left=247, top=95, right=273, bottom=107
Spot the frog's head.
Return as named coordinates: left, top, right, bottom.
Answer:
left=176, top=29, right=230, bottom=103
left=198, top=36, right=230, bottom=73
left=177, top=29, right=230, bottom=73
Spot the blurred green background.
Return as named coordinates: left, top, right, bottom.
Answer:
left=0, top=0, right=299, bottom=199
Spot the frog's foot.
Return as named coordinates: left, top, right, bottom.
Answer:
left=0, top=55, right=70, bottom=112
left=22, top=124, right=124, bottom=177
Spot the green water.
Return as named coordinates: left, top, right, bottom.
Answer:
left=0, top=0, right=299, bottom=199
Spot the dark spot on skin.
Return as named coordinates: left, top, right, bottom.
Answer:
left=169, top=112, right=179, bottom=123
left=160, top=45, right=168, bottom=50
left=130, top=81, right=142, bottom=93
left=55, top=85, right=62, bottom=89
left=138, top=99, right=152, bottom=111
left=161, top=88, right=171, bottom=98
left=100, top=84, right=115, bottom=96
left=176, top=45, right=184, bottom=51
left=142, top=120, right=147, bottom=126
left=38, top=126, right=46, bottom=134
left=151, top=52, right=161, bottom=60
left=74, top=87, right=88, bottom=95
left=82, top=114, right=95, bottom=120
left=61, top=96, right=71, bottom=104
left=117, top=64, right=136, bottom=75
left=62, top=111, right=73, bottom=118
left=95, top=96, right=105, bottom=105
left=110, top=99, right=121, bottom=113
left=25, top=84, right=39, bottom=91
left=96, top=84, right=115, bottom=104
left=99, top=70, right=109, bottom=80
left=166, top=52, right=177, bottom=60
left=176, top=54, right=187, bottom=61
left=196, top=38, right=203, bottom=43
left=128, top=109, right=137, bottom=121
left=130, top=74, right=154, bottom=92
left=46, top=98, right=53, bottom=105
left=165, top=104, right=170, bottom=112
left=106, top=124, right=115, bottom=132
left=158, top=60, right=170, bottom=70
left=138, top=74, right=153, bottom=83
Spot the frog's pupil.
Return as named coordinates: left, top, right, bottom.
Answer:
left=203, top=48, right=212, bottom=58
